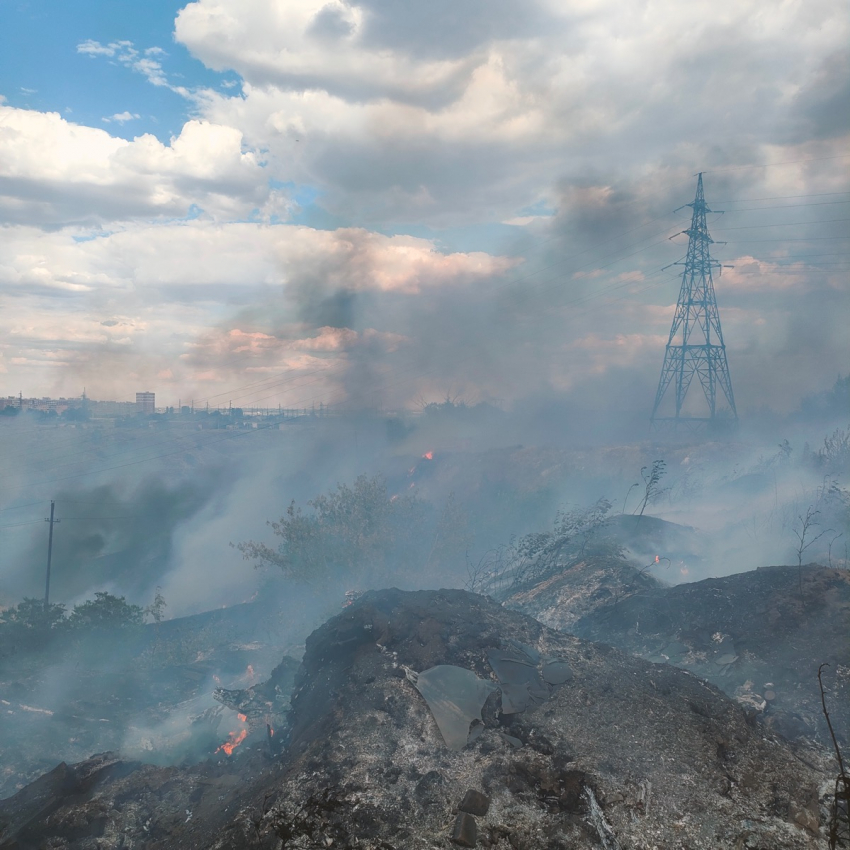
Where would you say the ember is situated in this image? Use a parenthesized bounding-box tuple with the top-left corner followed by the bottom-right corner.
(422, 451, 434, 460)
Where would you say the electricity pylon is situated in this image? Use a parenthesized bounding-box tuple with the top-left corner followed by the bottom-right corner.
(650, 173, 738, 433)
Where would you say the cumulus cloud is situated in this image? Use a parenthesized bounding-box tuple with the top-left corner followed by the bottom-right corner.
(172, 0, 850, 227)
(0, 106, 270, 225)
(1, 0, 847, 416)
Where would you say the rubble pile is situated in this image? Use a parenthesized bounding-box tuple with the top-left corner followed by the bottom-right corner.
(1, 588, 835, 848)
(571, 564, 850, 745)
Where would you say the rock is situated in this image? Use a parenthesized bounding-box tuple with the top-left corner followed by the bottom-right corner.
(451, 811, 478, 847)
(459, 788, 490, 816)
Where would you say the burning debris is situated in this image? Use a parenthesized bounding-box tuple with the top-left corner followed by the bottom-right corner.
(0, 588, 837, 849)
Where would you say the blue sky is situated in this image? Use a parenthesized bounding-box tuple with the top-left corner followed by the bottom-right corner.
(0, 0, 237, 141)
(0, 0, 847, 412)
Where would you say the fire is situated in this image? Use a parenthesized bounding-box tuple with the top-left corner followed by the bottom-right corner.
(238, 713, 247, 722)
(655, 555, 660, 563)
(216, 728, 247, 756)
(423, 451, 433, 460)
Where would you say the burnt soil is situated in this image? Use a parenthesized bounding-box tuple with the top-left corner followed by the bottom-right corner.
(571, 564, 850, 747)
(0, 587, 838, 849)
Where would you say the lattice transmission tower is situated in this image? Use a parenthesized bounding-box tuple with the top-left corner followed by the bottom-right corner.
(650, 173, 738, 433)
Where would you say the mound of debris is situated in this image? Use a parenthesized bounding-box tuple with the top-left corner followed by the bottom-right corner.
(572, 564, 850, 746)
(1, 588, 836, 849)
(0, 597, 303, 798)
(504, 555, 659, 632)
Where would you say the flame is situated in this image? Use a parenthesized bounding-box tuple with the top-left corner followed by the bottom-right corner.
(238, 713, 247, 722)
(655, 555, 660, 563)
(269, 727, 275, 737)
(216, 728, 247, 756)
(423, 451, 433, 460)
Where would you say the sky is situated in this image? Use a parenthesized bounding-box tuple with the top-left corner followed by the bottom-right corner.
(0, 0, 848, 417)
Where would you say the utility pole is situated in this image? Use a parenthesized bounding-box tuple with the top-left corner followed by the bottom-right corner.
(44, 501, 60, 611)
(650, 173, 738, 434)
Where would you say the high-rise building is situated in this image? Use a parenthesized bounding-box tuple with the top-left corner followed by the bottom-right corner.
(136, 391, 155, 414)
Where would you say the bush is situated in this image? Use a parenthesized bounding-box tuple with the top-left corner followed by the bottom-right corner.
(66, 591, 144, 630)
(238, 474, 469, 586)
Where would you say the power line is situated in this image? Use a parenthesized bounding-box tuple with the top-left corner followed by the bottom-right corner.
(712, 217, 850, 230)
(703, 153, 850, 172)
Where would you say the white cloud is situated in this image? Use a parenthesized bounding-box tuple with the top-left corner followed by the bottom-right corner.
(0, 220, 512, 401)
(0, 106, 269, 225)
(170, 0, 849, 227)
(103, 111, 141, 124)
(77, 40, 183, 94)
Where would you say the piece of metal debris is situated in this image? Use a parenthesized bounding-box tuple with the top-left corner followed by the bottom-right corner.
(541, 658, 573, 685)
(407, 665, 497, 750)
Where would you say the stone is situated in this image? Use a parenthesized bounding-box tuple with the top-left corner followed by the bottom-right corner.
(451, 811, 478, 847)
(459, 789, 490, 816)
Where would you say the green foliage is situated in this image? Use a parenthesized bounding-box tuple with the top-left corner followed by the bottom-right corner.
(239, 474, 467, 585)
(0, 598, 66, 656)
(66, 591, 144, 630)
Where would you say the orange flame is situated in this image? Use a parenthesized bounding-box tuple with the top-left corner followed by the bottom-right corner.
(216, 728, 247, 755)
(655, 555, 660, 563)
(423, 451, 433, 460)
(238, 713, 247, 722)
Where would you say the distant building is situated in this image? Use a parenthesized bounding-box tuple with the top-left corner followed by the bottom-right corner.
(136, 391, 155, 414)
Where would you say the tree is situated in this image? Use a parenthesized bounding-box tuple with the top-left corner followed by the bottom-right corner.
(66, 592, 144, 630)
(238, 475, 432, 585)
(0, 598, 66, 656)
(2, 597, 66, 631)
(792, 507, 831, 593)
(144, 587, 167, 623)
(634, 460, 667, 518)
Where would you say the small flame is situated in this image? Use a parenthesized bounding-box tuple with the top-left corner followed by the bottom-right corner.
(423, 451, 433, 460)
(655, 555, 660, 563)
(216, 728, 247, 756)
(269, 727, 275, 737)
(238, 713, 247, 722)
